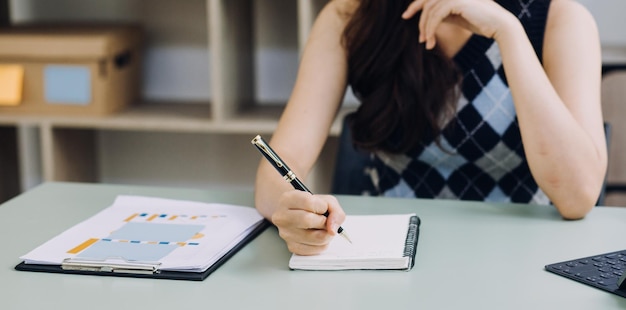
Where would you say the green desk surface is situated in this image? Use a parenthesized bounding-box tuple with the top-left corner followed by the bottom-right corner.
(1, 182, 625, 309)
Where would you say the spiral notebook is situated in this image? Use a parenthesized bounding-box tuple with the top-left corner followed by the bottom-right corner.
(289, 213, 420, 271)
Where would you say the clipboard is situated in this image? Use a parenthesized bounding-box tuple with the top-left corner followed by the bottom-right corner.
(15, 195, 271, 281)
(15, 220, 269, 281)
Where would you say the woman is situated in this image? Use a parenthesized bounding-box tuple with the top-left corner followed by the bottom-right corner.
(254, 0, 606, 255)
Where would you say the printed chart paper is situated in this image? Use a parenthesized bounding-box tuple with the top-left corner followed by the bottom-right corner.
(20, 195, 265, 272)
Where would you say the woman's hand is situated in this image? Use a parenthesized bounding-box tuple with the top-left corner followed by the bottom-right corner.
(271, 190, 346, 255)
(402, 0, 518, 49)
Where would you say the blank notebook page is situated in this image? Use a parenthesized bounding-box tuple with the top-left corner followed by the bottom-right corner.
(289, 213, 418, 270)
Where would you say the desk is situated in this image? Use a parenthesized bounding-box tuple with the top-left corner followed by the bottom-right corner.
(1, 182, 625, 309)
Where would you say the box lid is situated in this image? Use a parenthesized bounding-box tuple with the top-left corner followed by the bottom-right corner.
(0, 23, 142, 60)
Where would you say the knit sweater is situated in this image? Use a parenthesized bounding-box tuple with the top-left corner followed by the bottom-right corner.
(364, 0, 552, 204)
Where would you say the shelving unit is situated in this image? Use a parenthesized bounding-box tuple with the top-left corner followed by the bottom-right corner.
(0, 0, 19, 202)
(5, 0, 623, 207)
(0, 0, 354, 203)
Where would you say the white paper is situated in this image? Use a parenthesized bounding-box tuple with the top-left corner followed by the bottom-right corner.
(289, 214, 417, 270)
(20, 195, 265, 272)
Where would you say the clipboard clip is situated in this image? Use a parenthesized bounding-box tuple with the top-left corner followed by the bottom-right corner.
(61, 257, 162, 275)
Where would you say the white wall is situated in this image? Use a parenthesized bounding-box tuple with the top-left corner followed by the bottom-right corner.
(576, 0, 626, 47)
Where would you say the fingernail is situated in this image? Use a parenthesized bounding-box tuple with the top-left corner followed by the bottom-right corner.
(330, 222, 339, 234)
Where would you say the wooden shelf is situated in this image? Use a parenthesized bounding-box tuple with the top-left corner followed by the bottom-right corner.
(0, 0, 348, 200)
(0, 102, 211, 131)
(0, 101, 353, 136)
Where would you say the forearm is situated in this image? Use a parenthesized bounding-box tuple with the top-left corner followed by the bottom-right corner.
(253, 1, 348, 220)
(253, 129, 325, 221)
(494, 17, 605, 218)
(254, 160, 295, 221)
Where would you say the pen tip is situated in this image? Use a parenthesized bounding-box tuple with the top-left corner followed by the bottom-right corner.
(341, 232, 352, 244)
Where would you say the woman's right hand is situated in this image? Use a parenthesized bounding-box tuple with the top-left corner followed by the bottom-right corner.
(271, 190, 346, 255)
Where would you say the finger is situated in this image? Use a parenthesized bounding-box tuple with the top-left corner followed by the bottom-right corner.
(422, 0, 451, 49)
(271, 208, 326, 232)
(302, 194, 330, 216)
(297, 209, 329, 230)
(278, 226, 333, 247)
(274, 191, 333, 233)
(275, 191, 345, 239)
(289, 195, 344, 232)
(319, 195, 346, 234)
(402, 0, 425, 20)
(286, 240, 330, 256)
(280, 190, 327, 215)
(418, 0, 436, 43)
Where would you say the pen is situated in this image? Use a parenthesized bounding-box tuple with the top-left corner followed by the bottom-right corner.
(251, 135, 352, 243)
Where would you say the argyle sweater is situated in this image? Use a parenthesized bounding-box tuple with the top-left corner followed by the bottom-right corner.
(363, 0, 552, 204)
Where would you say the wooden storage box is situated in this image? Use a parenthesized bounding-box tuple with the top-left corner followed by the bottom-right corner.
(0, 24, 142, 116)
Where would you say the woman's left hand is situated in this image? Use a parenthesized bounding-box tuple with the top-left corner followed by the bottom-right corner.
(402, 0, 518, 49)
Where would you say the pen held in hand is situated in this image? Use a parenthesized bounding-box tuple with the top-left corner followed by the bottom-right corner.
(251, 135, 352, 244)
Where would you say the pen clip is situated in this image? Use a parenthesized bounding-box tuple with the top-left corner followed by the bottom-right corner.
(251, 135, 283, 168)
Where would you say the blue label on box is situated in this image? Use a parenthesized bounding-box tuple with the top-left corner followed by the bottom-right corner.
(44, 65, 91, 105)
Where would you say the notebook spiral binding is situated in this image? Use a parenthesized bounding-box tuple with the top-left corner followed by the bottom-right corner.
(402, 215, 421, 270)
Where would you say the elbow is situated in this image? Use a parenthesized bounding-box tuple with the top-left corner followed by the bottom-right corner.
(551, 185, 598, 220)
(558, 205, 592, 221)
(543, 161, 606, 220)
(554, 195, 595, 220)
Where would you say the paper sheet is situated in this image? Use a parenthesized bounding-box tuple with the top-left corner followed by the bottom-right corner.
(20, 195, 265, 272)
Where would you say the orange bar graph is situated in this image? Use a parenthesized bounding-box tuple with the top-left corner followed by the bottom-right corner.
(124, 213, 138, 222)
(67, 238, 99, 254)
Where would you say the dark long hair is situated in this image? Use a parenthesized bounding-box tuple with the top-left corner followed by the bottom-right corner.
(342, 0, 461, 154)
